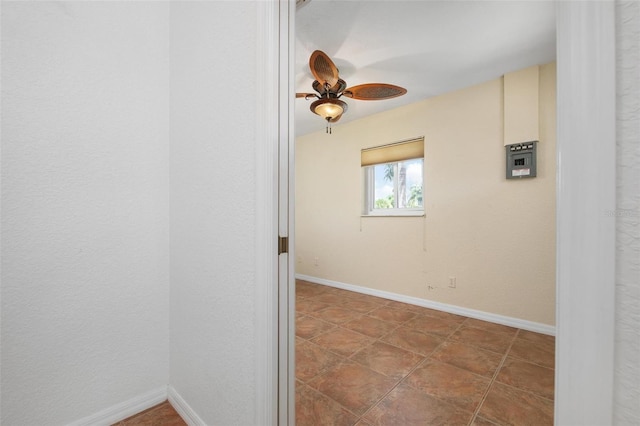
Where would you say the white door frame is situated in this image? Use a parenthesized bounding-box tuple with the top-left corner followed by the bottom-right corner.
(277, 0, 297, 424)
(555, 2, 616, 424)
(255, 1, 295, 425)
(255, 1, 618, 424)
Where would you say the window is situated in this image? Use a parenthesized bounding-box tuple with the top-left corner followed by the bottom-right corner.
(362, 138, 424, 216)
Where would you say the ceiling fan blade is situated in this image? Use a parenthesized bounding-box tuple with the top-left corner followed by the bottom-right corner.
(296, 92, 317, 99)
(309, 50, 339, 88)
(343, 83, 407, 100)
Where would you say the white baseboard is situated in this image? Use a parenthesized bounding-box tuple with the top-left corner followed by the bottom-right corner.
(168, 386, 206, 426)
(67, 386, 168, 426)
(296, 274, 556, 336)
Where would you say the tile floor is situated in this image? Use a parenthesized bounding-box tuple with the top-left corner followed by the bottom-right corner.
(113, 401, 186, 426)
(296, 280, 555, 426)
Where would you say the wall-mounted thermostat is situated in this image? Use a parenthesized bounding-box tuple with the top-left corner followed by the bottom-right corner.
(506, 141, 537, 179)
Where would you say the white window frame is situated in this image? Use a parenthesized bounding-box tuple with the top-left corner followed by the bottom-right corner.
(362, 158, 425, 217)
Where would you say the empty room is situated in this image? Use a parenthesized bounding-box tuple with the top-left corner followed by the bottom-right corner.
(294, 1, 556, 424)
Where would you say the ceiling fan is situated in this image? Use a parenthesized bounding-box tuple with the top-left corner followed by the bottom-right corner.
(297, 50, 407, 133)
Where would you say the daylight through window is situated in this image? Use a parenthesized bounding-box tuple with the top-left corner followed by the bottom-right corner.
(362, 138, 424, 216)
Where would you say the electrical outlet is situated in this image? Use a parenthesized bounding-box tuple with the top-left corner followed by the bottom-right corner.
(449, 277, 456, 288)
(314, 257, 319, 266)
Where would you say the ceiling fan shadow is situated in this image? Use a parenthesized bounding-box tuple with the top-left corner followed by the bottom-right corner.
(295, 0, 363, 68)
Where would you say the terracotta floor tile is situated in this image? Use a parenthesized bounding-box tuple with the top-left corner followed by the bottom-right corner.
(384, 300, 428, 313)
(295, 339, 344, 382)
(325, 287, 360, 298)
(464, 318, 519, 336)
(342, 316, 399, 338)
(296, 298, 330, 313)
(471, 416, 500, 426)
(311, 306, 364, 324)
(311, 327, 375, 357)
(308, 361, 398, 416)
(478, 382, 554, 426)
(381, 326, 443, 356)
(430, 341, 503, 377)
(363, 383, 473, 426)
(517, 330, 555, 346)
(296, 315, 336, 339)
(294, 280, 556, 423)
(404, 361, 491, 412)
(508, 336, 555, 369)
(449, 326, 514, 354)
(117, 401, 185, 426)
(419, 307, 467, 323)
(296, 282, 330, 298)
(367, 306, 417, 324)
(351, 341, 424, 380)
(313, 292, 351, 305)
(295, 382, 359, 426)
(340, 299, 384, 314)
(404, 314, 462, 338)
(339, 291, 389, 305)
(495, 357, 555, 400)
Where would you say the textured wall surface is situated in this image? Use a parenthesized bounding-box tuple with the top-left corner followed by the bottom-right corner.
(614, 1, 640, 423)
(296, 65, 556, 325)
(169, 2, 257, 424)
(0, 3, 171, 424)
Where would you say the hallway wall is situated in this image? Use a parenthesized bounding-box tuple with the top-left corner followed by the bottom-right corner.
(169, 2, 258, 424)
(614, 0, 640, 422)
(1, 2, 171, 424)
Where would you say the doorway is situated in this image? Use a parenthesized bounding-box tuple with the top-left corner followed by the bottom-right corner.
(275, 1, 617, 425)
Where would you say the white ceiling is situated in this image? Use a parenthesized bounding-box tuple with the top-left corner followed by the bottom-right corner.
(295, 0, 556, 136)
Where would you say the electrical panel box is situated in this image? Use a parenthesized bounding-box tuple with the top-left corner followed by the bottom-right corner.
(506, 141, 537, 179)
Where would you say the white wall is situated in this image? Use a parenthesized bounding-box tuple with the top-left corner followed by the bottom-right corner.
(614, 0, 640, 422)
(1, 2, 170, 425)
(1, 2, 265, 424)
(169, 3, 258, 424)
(296, 64, 556, 326)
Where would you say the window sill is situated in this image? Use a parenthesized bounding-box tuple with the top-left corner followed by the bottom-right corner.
(361, 211, 425, 218)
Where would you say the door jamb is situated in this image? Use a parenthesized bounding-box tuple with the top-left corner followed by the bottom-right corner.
(254, 0, 294, 424)
(258, 1, 620, 424)
(555, 2, 616, 424)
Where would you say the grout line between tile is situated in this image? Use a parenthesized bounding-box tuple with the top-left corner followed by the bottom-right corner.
(301, 380, 364, 421)
(355, 328, 454, 424)
(468, 328, 520, 425)
(348, 312, 428, 423)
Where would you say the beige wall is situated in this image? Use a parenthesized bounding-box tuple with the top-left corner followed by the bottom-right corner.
(295, 63, 556, 326)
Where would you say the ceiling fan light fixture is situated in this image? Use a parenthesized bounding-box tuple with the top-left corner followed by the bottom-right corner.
(311, 98, 347, 121)
(297, 51, 406, 133)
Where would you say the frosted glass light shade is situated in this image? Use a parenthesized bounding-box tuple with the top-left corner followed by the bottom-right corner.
(311, 98, 347, 121)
